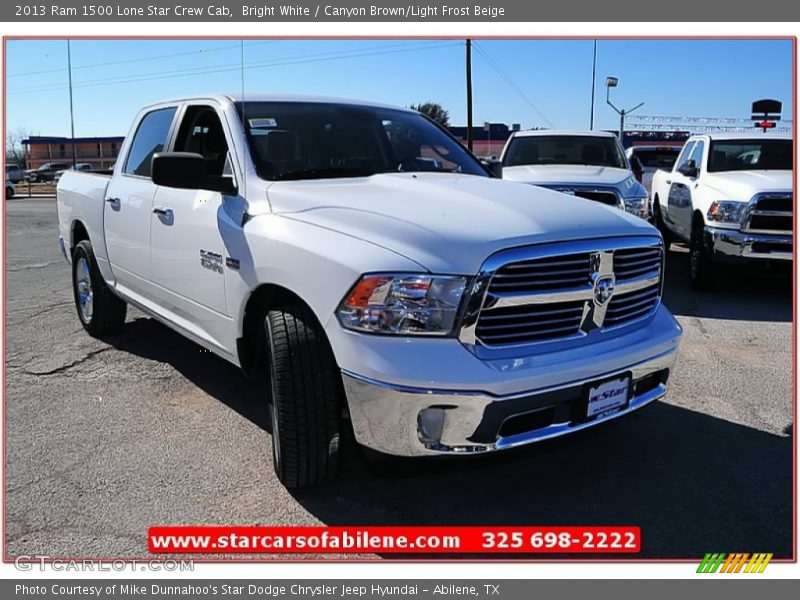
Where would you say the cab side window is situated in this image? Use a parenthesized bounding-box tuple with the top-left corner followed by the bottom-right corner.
(687, 141, 705, 170)
(173, 106, 230, 177)
(124, 107, 177, 178)
(674, 141, 696, 171)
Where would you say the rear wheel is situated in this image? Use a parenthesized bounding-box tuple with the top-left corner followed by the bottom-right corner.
(71, 240, 127, 336)
(265, 305, 342, 488)
(689, 220, 716, 291)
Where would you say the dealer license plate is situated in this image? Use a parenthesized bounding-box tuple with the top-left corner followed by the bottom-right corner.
(585, 376, 630, 419)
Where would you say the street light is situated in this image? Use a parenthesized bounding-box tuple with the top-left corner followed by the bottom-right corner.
(605, 76, 643, 146)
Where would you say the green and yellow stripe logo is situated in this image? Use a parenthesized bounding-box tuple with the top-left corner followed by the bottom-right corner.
(697, 553, 773, 573)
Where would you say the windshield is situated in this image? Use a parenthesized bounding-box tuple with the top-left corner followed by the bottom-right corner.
(707, 139, 792, 172)
(632, 148, 680, 169)
(502, 135, 627, 169)
(235, 102, 487, 181)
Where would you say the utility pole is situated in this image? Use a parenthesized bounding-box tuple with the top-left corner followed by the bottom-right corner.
(67, 40, 77, 169)
(466, 38, 473, 152)
(589, 40, 597, 130)
(605, 76, 643, 147)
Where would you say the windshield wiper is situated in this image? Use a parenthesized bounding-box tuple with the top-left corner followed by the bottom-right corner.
(273, 167, 376, 181)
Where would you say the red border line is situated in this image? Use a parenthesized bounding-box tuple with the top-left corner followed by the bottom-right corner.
(2, 34, 797, 566)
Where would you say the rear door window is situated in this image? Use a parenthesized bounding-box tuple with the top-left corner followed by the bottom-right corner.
(124, 107, 177, 178)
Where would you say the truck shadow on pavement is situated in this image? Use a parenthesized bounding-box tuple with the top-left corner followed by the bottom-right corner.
(661, 244, 791, 322)
(299, 403, 793, 559)
(103, 312, 791, 560)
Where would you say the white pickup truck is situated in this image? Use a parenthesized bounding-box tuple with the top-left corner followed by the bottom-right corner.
(57, 94, 682, 488)
(500, 129, 651, 220)
(651, 133, 792, 289)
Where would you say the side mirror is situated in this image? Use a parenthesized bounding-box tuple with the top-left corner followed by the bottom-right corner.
(481, 158, 503, 179)
(630, 156, 644, 182)
(152, 152, 237, 195)
(678, 159, 698, 178)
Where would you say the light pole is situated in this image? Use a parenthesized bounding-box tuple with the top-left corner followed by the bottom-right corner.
(605, 76, 644, 147)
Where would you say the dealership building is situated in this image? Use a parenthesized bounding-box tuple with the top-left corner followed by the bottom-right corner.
(21, 135, 125, 170)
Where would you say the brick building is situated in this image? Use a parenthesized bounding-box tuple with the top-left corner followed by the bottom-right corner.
(448, 123, 521, 158)
(22, 136, 125, 170)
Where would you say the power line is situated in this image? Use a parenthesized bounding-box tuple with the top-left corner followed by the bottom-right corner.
(472, 41, 554, 128)
(6, 40, 280, 78)
(8, 41, 460, 96)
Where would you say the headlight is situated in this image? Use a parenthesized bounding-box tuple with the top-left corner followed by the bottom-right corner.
(623, 196, 649, 219)
(337, 274, 467, 335)
(707, 201, 747, 225)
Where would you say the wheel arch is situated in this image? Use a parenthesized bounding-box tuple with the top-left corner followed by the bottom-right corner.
(70, 219, 90, 250)
(237, 282, 331, 380)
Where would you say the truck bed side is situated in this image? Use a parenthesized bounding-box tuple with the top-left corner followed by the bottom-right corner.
(56, 170, 114, 282)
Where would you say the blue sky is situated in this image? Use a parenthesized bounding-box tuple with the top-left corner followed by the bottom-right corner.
(4, 38, 794, 138)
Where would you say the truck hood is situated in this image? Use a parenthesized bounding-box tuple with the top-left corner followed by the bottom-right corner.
(702, 170, 793, 201)
(502, 164, 632, 187)
(266, 172, 655, 274)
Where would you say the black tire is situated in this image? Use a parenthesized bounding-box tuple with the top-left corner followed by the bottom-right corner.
(5, 187, 12, 200)
(689, 221, 716, 291)
(71, 240, 127, 336)
(265, 305, 342, 488)
(653, 200, 673, 249)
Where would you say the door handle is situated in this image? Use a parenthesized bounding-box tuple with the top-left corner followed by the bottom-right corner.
(665, 179, 671, 184)
(152, 206, 174, 220)
(105, 196, 121, 207)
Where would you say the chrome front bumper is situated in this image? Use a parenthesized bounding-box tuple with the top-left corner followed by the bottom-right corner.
(705, 226, 792, 263)
(343, 347, 678, 457)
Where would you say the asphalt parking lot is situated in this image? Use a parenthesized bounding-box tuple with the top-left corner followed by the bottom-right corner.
(4, 196, 793, 560)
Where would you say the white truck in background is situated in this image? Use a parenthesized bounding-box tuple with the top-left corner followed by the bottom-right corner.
(500, 129, 651, 220)
(57, 94, 682, 488)
(650, 134, 792, 290)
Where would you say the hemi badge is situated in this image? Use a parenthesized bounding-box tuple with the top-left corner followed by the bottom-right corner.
(226, 257, 240, 270)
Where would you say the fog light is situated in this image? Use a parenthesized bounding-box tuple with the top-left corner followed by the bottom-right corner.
(417, 408, 446, 445)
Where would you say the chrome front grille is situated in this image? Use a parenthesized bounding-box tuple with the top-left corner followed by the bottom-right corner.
(548, 186, 621, 208)
(572, 190, 620, 207)
(743, 193, 792, 235)
(613, 247, 662, 281)
(488, 253, 592, 293)
(460, 237, 663, 350)
(474, 299, 585, 344)
(604, 283, 661, 327)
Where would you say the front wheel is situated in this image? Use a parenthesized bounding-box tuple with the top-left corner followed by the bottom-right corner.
(653, 200, 673, 249)
(71, 240, 127, 336)
(265, 305, 342, 488)
(689, 223, 716, 291)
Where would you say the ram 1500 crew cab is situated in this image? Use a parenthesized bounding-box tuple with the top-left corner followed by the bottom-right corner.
(650, 133, 793, 290)
(57, 94, 683, 488)
(500, 129, 651, 220)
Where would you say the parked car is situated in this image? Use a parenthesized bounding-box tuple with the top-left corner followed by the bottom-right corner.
(54, 163, 94, 184)
(57, 94, 682, 488)
(650, 133, 792, 290)
(27, 162, 70, 183)
(5, 179, 15, 199)
(500, 129, 651, 220)
(6, 164, 25, 183)
(625, 145, 681, 195)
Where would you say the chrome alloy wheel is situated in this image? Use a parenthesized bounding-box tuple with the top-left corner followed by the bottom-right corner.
(75, 257, 93, 323)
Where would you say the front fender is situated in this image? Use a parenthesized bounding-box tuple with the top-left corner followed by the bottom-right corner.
(226, 213, 426, 343)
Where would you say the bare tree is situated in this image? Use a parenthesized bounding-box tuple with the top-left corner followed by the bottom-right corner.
(5, 127, 33, 168)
